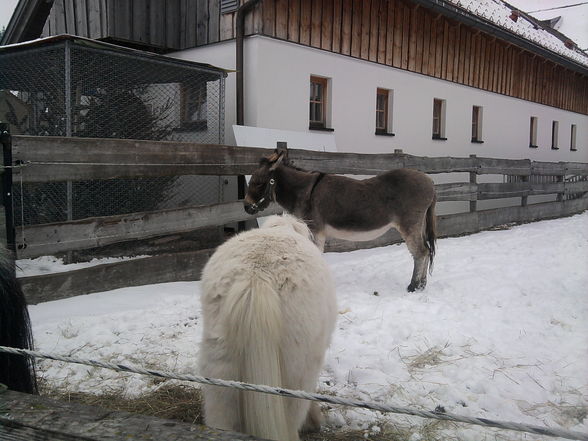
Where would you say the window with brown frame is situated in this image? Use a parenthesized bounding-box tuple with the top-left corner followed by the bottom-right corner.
(551, 120, 559, 149)
(570, 124, 577, 151)
(309, 76, 330, 130)
(376, 88, 394, 136)
(529, 116, 538, 148)
(432, 98, 446, 140)
(180, 83, 207, 131)
(471, 105, 483, 143)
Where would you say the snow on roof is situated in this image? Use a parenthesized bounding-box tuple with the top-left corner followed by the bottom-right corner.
(446, 0, 588, 68)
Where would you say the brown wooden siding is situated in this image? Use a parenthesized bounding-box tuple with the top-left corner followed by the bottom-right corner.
(43, 0, 223, 51)
(249, 0, 587, 115)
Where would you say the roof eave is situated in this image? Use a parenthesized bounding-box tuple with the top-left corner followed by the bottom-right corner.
(413, 0, 588, 76)
(1, 0, 54, 46)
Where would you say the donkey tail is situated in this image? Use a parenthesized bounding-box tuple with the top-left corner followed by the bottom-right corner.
(0, 252, 37, 394)
(224, 276, 297, 441)
(425, 195, 437, 274)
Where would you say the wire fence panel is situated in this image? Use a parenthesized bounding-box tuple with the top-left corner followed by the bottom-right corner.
(0, 38, 227, 230)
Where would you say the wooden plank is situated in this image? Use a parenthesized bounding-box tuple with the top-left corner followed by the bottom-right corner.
(369, 0, 379, 62)
(360, 0, 371, 59)
(19, 249, 213, 303)
(351, 0, 362, 57)
(435, 182, 477, 201)
(377, 0, 387, 64)
(208, 0, 220, 43)
(385, 0, 395, 65)
(407, 3, 417, 71)
(220, 10, 235, 40)
(132, 0, 148, 44)
(565, 162, 588, 174)
(531, 161, 566, 176)
(421, 10, 431, 75)
(149, 0, 164, 46)
(53, 0, 67, 34)
(311, 0, 322, 47)
(185, 0, 198, 47)
(196, 0, 209, 46)
(340, 0, 352, 55)
(414, 6, 424, 73)
(446, 22, 455, 81)
(64, 0, 76, 33)
(476, 157, 532, 175)
(477, 182, 531, 200)
(401, 1, 410, 69)
(332, 0, 342, 52)
(288, 0, 300, 42)
(16, 202, 283, 258)
(435, 17, 444, 78)
(74, 0, 89, 37)
(262, 0, 276, 37)
(321, 0, 333, 50)
(392, 0, 403, 68)
(299, 0, 311, 45)
(1, 390, 263, 441)
(275, 0, 288, 40)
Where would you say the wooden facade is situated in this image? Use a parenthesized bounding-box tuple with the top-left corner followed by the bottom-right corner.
(40, 0, 588, 114)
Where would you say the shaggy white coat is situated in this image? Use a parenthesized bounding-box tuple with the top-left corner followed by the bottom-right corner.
(199, 215, 337, 441)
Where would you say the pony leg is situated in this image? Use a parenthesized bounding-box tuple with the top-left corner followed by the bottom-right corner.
(313, 231, 326, 252)
(300, 402, 323, 433)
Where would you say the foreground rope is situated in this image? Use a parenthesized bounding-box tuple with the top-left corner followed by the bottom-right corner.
(1, 345, 586, 440)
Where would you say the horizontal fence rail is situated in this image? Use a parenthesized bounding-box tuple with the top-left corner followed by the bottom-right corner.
(2, 135, 587, 303)
(11, 136, 588, 181)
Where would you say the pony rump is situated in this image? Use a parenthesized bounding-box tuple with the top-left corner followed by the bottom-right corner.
(0, 250, 37, 394)
(199, 215, 337, 440)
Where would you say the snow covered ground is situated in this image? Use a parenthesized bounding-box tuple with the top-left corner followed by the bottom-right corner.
(26, 212, 588, 440)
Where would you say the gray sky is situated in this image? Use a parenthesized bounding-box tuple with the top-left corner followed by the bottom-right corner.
(0, 0, 19, 31)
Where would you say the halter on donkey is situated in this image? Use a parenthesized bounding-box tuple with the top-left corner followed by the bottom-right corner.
(244, 149, 437, 292)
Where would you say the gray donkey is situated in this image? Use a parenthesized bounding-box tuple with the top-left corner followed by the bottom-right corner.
(244, 150, 437, 292)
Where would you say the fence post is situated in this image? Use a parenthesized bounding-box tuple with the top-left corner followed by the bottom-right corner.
(469, 154, 477, 213)
(0, 122, 15, 253)
(276, 141, 288, 154)
(556, 162, 565, 202)
(521, 175, 529, 207)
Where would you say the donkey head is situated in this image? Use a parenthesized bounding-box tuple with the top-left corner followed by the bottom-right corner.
(244, 150, 286, 215)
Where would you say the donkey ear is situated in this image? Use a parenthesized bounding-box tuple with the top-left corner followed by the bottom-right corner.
(269, 151, 285, 171)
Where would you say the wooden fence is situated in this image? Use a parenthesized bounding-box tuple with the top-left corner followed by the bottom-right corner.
(4, 135, 588, 304)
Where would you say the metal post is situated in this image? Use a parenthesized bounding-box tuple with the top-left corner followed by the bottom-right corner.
(1, 122, 16, 253)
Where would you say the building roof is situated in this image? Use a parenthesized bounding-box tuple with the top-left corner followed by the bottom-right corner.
(447, 0, 588, 66)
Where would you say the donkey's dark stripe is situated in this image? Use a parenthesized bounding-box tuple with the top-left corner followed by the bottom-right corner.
(244, 150, 437, 292)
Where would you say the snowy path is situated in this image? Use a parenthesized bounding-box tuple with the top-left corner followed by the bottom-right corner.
(28, 213, 588, 440)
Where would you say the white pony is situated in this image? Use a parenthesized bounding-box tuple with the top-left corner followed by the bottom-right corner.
(199, 214, 337, 441)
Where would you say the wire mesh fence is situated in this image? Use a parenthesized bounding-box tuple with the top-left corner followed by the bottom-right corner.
(1, 37, 228, 230)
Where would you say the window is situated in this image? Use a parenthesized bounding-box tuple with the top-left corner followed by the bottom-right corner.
(375, 88, 394, 136)
(529, 116, 538, 148)
(309, 76, 332, 130)
(471, 105, 483, 143)
(570, 124, 577, 151)
(432, 98, 446, 140)
(180, 83, 207, 131)
(551, 120, 559, 150)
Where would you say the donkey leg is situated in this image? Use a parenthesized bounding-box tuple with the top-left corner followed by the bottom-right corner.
(403, 230, 430, 292)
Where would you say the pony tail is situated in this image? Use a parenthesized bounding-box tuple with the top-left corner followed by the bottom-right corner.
(0, 253, 38, 394)
(223, 277, 297, 441)
(425, 196, 437, 275)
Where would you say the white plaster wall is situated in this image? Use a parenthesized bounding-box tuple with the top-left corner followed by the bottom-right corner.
(172, 36, 587, 165)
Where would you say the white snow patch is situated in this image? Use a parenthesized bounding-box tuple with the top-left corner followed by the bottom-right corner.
(29, 212, 588, 439)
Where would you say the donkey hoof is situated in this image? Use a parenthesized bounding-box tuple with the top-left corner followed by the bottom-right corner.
(407, 281, 426, 292)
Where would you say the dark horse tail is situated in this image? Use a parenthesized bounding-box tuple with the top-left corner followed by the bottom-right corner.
(425, 195, 437, 274)
(0, 251, 37, 394)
